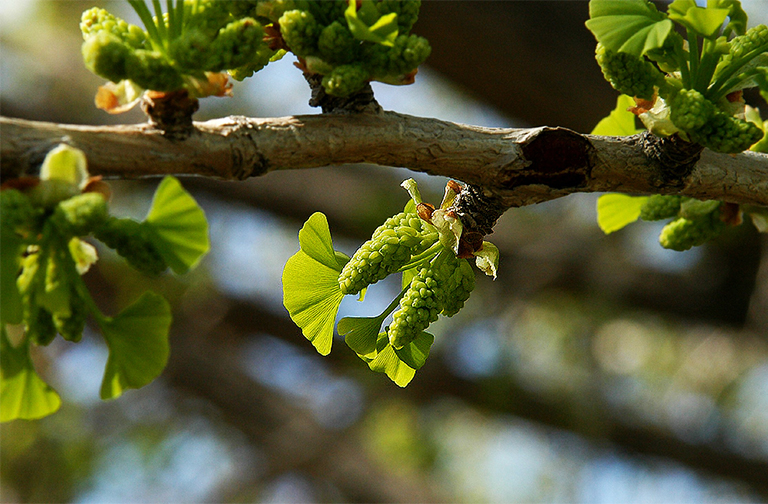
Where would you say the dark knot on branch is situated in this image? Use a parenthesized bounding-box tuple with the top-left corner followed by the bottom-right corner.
(635, 131, 704, 186)
(304, 73, 382, 114)
(140, 90, 199, 140)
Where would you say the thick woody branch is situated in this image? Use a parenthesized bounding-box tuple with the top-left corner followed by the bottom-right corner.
(3, 112, 768, 213)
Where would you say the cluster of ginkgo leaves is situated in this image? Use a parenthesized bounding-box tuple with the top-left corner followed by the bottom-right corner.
(586, 0, 768, 153)
(0, 145, 209, 422)
(80, 0, 430, 112)
(282, 179, 498, 387)
(592, 95, 768, 247)
(586, 0, 768, 247)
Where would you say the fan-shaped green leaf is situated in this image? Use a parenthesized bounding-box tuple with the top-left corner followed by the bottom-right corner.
(145, 176, 209, 274)
(597, 194, 649, 234)
(282, 213, 346, 356)
(99, 291, 172, 400)
(586, 0, 673, 57)
(591, 95, 641, 136)
(1, 328, 61, 422)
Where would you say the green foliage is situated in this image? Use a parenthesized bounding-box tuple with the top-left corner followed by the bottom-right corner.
(591, 94, 641, 136)
(586, 0, 768, 154)
(80, 0, 430, 101)
(0, 328, 62, 422)
(0, 145, 209, 421)
(80, 0, 278, 95)
(596, 194, 648, 234)
(98, 292, 172, 400)
(283, 179, 494, 386)
(282, 212, 349, 356)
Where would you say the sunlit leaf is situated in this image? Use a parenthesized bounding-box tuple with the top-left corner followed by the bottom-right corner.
(345, 0, 399, 46)
(668, 0, 729, 38)
(591, 95, 641, 136)
(709, 0, 748, 35)
(99, 291, 172, 400)
(586, 0, 673, 56)
(597, 194, 649, 234)
(368, 333, 416, 387)
(0, 328, 61, 422)
(145, 176, 210, 275)
(393, 331, 434, 370)
(339, 316, 383, 361)
(282, 213, 346, 356)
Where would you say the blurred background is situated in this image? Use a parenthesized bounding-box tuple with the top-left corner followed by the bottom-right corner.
(2, 1, 768, 502)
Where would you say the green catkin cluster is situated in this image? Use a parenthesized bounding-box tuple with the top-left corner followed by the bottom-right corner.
(720, 24, 768, 68)
(595, 44, 662, 100)
(666, 88, 763, 153)
(80, 7, 146, 48)
(80, 2, 274, 92)
(338, 212, 438, 295)
(439, 257, 475, 317)
(387, 251, 474, 349)
(687, 111, 764, 154)
(277, 0, 430, 96)
(50, 193, 109, 237)
(640, 195, 683, 221)
(659, 210, 726, 251)
(670, 89, 716, 131)
(95, 218, 168, 276)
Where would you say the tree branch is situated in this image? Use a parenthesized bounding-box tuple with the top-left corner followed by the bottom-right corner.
(3, 112, 768, 210)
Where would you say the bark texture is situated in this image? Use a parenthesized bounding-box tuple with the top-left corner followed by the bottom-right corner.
(3, 112, 768, 214)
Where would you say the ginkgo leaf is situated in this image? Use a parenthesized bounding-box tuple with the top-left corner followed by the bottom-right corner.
(368, 333, 416, 387)
(597, 194, 649, 234)
(591, 95, 641, 136)
(145, 176, 210, 275)
(345, 0, 399, 46)
(668, 0, 729, 39)
(99, 291, 172, 400)
(393, 331, 434, 370)
(586, 0, 673, 57)
(1, 328, 61, 422)
(339, 316, 383, 361)
(282, 213, 347, 356)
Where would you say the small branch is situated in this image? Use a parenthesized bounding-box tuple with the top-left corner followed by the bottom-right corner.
(2, 113, 768, 212)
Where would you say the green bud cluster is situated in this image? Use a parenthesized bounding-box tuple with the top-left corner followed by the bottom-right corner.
(95, 217, 168, 276)
(595, 44, 662, 100)
(666, 89, 763, 153)
(276, 0, 431, 96)
(659, 208, 726, 251)
(80, 7, 147, 48)
(387, 250, 474, 349)
(50, 193, 109, 237)
(687, 111, 764, 154)
(640, 195, 682, 221)
(338, 211, 438, 295)
(80, 1, 276, 92)
(670, 89, 716, 131)
(720, 24, 768, 68)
